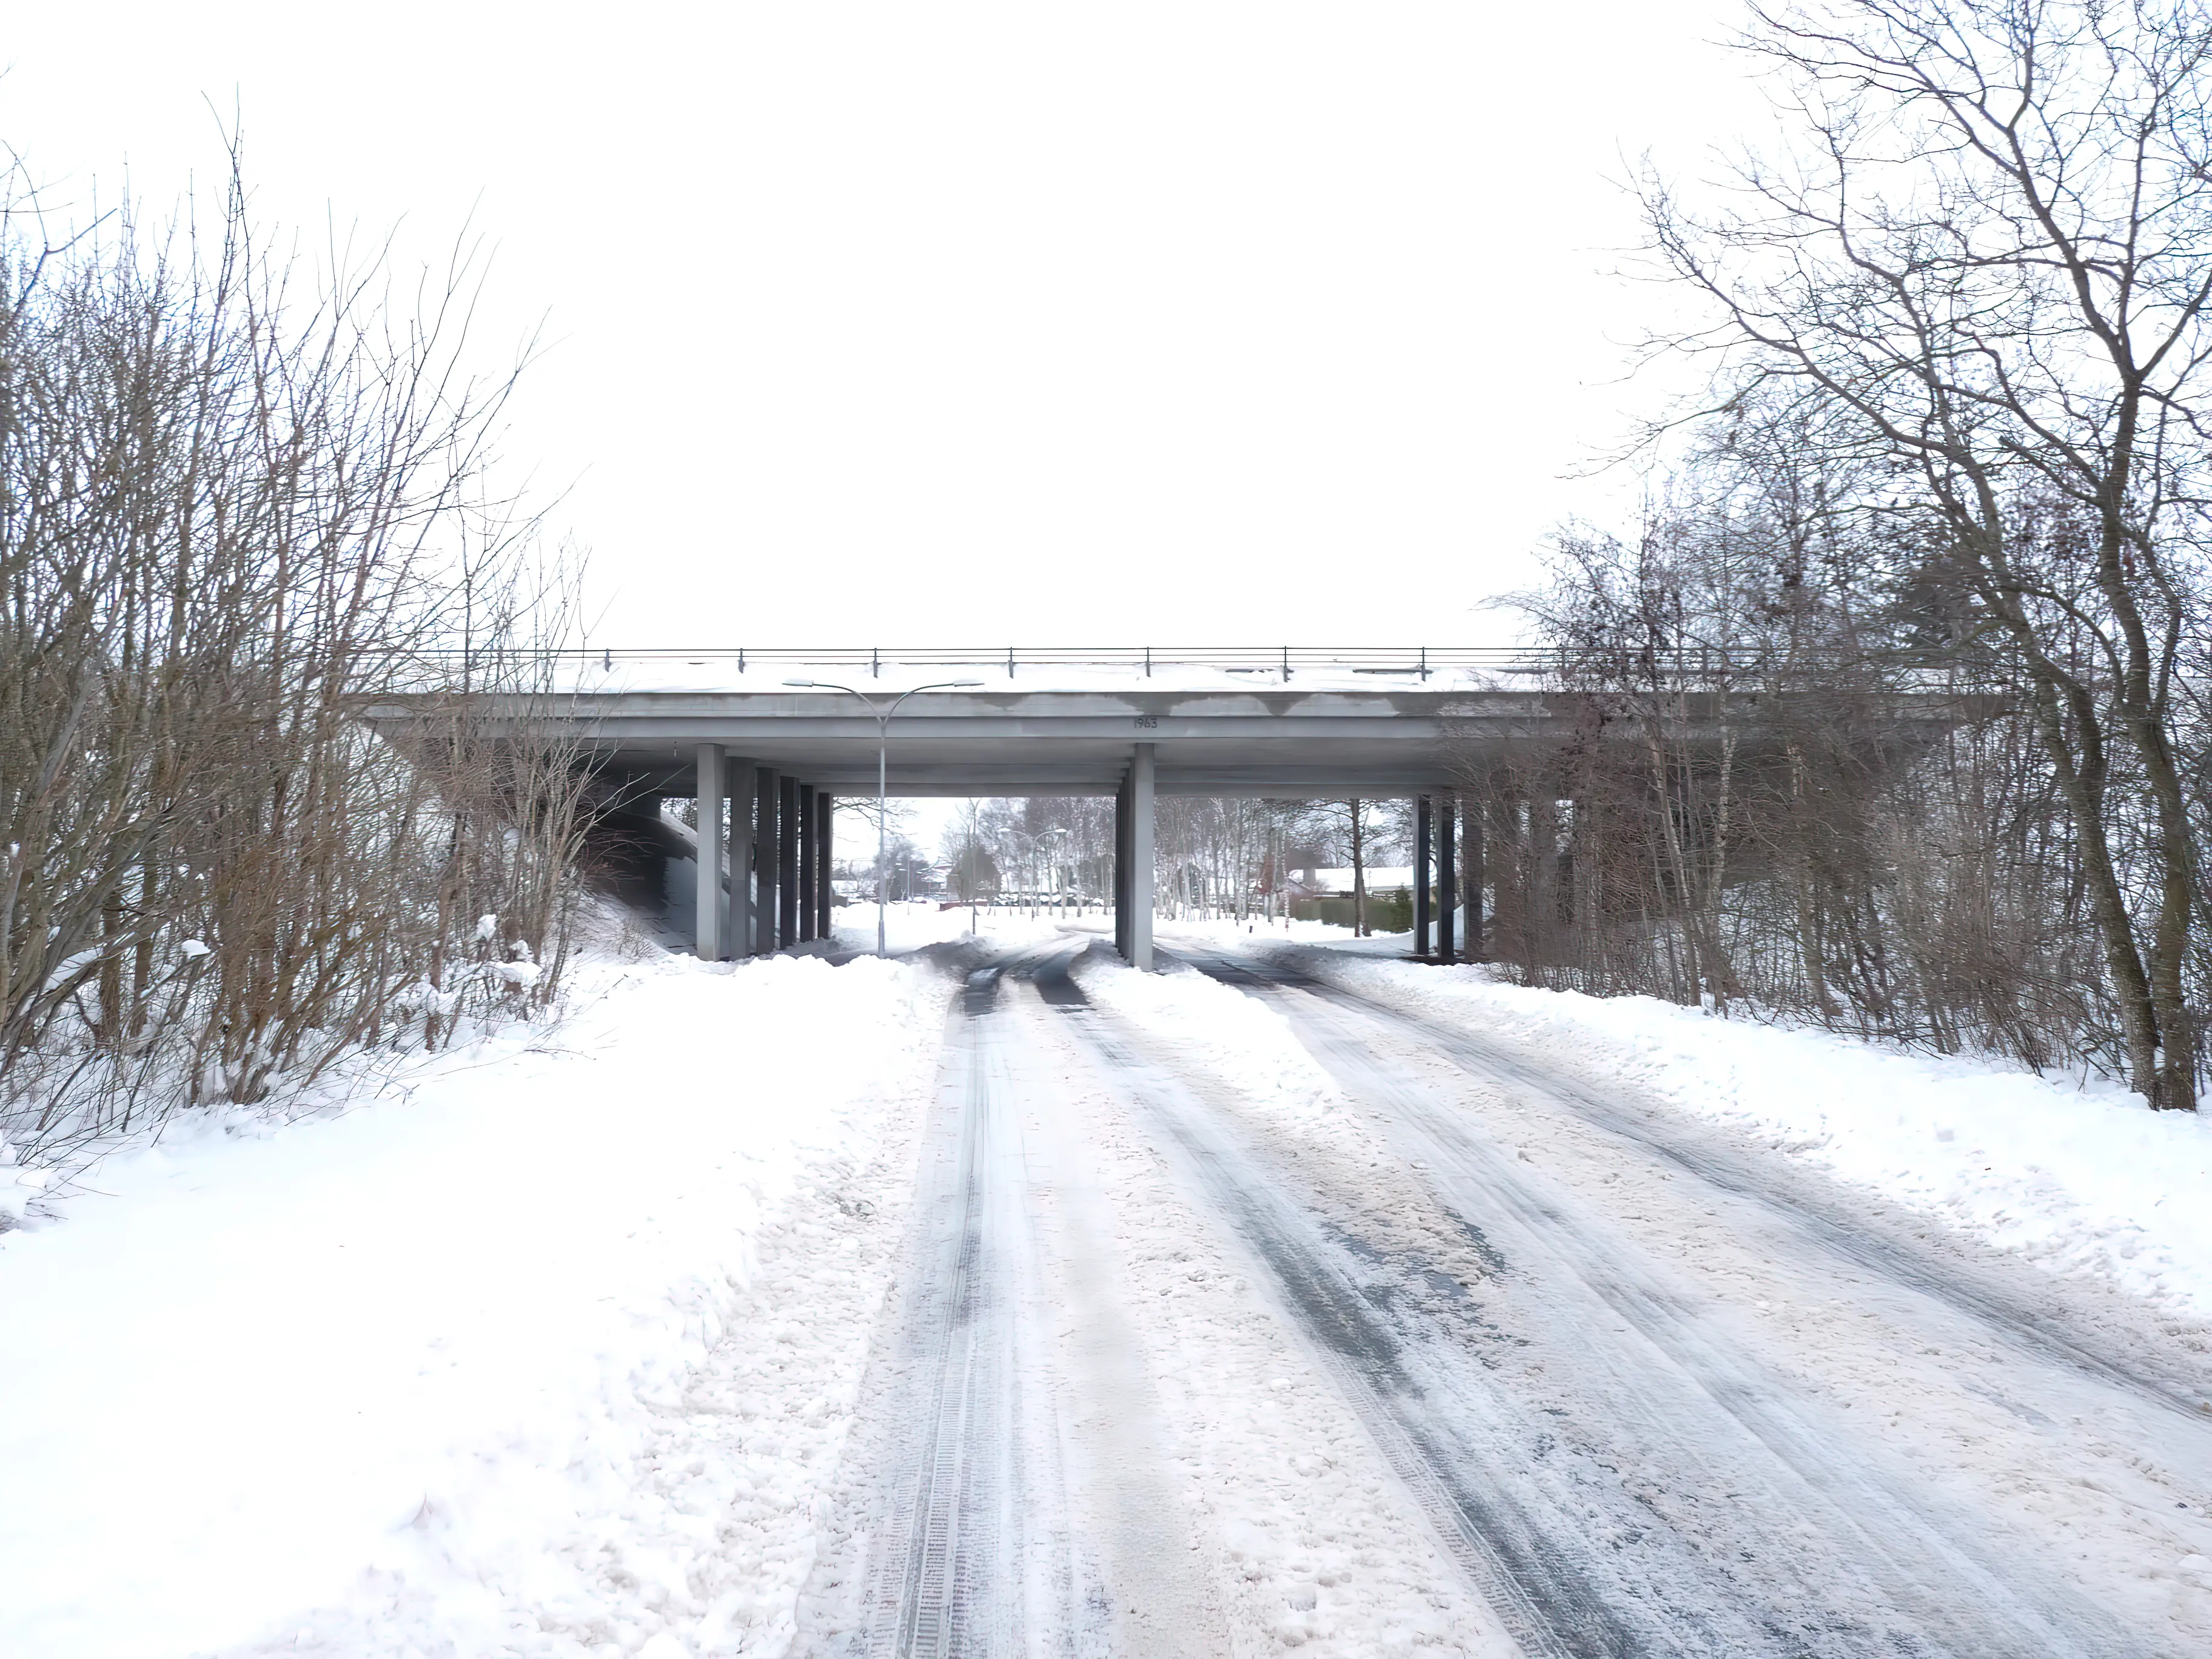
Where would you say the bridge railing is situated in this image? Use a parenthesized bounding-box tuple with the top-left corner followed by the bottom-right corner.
(380, 643, 2015, 691)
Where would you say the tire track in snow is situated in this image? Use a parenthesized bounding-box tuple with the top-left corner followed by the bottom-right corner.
(1056, 943, 2149, 1656)
(1033, 951, 1655, 1657)
(837, 966, 1101, 1658)
(1218, 947, 2212, 1423)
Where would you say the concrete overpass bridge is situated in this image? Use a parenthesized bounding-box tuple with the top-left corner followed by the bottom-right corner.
(404, 646, 1956, 970)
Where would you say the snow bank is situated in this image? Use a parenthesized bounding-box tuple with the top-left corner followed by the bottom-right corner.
(1302, 951, 2212, 1320)
(0, 950, 947, 1659)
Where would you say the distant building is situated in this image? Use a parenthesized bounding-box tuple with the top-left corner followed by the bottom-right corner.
(1287, 865, 1416, 932)
(1289, 865, 1414, 900)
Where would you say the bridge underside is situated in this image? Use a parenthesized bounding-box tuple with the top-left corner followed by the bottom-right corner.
(597, 756, 1446, 798)
(392, 677, 1944, 972)
(567, 688, 1514, 799)
(531, 686, 1507, 970)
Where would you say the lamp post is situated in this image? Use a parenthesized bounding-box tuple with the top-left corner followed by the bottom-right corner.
(1037, 823, 1067, 917)
(783, 677, 983, 956)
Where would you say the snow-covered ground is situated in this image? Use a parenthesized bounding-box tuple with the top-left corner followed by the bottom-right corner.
(829, 899, 1087, 955)
(12, 911, 2212, 1658)
(1088, 934, 2212, 1651)
(1244, 936, 2212, 1323)
(0, 947, 948, 1659)
(834, 902, 1356, 956)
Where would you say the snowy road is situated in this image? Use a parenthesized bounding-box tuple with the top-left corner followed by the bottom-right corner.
(803, 934, 2212, 1657)
(798, 952, 1235, 1657)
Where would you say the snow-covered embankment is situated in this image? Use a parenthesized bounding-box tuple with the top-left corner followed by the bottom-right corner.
(0, 950, 947, 1659)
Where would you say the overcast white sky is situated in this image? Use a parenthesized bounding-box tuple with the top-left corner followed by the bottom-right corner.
(5, 2, 1769, 649)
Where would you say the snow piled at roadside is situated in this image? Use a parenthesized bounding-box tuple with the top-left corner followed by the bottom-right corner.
(1300, 949, 2212, 1321)
(0, 949, 947, 1659)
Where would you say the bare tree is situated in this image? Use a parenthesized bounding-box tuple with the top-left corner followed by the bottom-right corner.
(1305, 799, 1388, 935)
(1493, 386, 2174, 1088)
(1640, 0, 2212, 1105)
(0, 150, 591, 1157)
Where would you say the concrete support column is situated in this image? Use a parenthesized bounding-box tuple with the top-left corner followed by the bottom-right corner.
(1466, 789, 1486, 962)
(779, 774, 801, 947)
(1438, 792, 1458, 965)
(694, 743, 725, 961)
(816, 795, 835, 940)
(1413, 794, 1433, 958)
(726, 759, 756, 957)
(796, 785, 817, 942)
(1113, 767, 1131, 959)
(754, 766, 781, 954)
(1130, 742, 1156, 971)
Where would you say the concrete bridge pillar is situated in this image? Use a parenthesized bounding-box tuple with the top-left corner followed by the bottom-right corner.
(754, 766, 781, 954)
(726, 757, 757, 957)
(1466, 791, 1486, 961)
(797, 785, 817, 942)
(694, 743, 725, 962)
(1414, 794, 1433, 957)
(779, 774, 801, 947)
(1129, 742, 1155, 971)
(1438, 791, 1458, 965)
(816, 795, 835, 940)
(1113, 769, 1131, 960)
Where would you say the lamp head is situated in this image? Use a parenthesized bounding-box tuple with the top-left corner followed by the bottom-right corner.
(948, 679, 984, 688)
(782, 679, 816, 688)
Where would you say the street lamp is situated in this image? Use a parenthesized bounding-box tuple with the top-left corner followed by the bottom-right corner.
(784, 677, 984, 957)
(1037, 824, 1068, 917)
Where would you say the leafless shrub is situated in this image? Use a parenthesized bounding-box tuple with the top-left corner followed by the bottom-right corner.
(0, 152, 592, 1160)
(1476, 389, 2197, 1093)
(1630, 0, 2212, 1104)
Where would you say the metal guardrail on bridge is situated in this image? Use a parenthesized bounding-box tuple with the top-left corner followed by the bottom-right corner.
(414, 643, 2000, 686)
